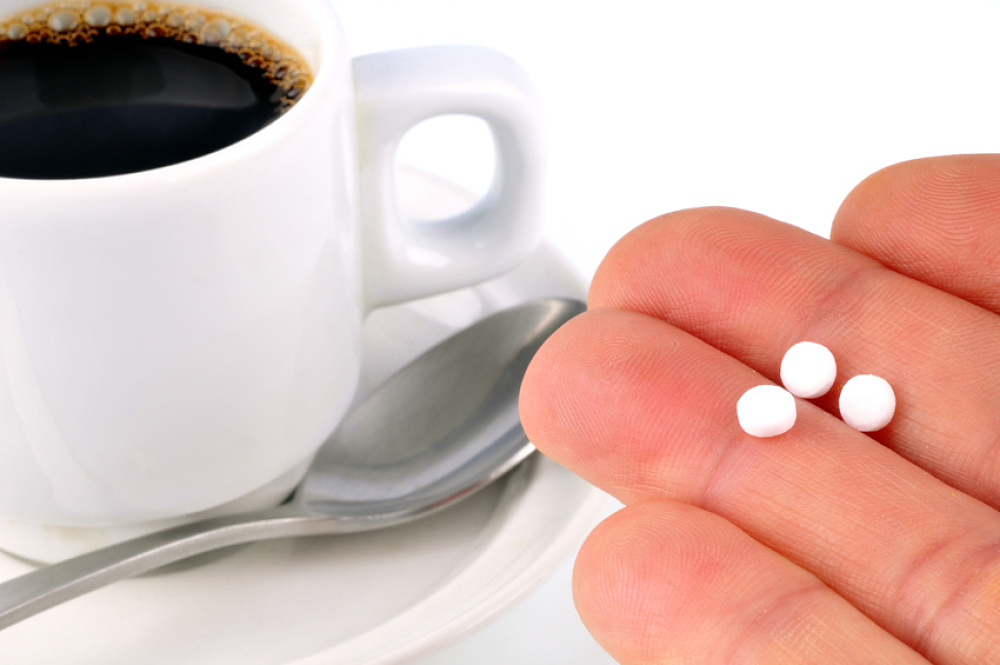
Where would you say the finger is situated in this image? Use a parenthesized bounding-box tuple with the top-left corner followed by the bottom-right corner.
(574, 500, 927, 665)
(832, 154, 1000, 313)
(521, 308, 1000, 664)
(587, 207, 1000, 511)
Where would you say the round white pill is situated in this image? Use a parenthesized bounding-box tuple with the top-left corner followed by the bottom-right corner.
(839, 374, 895, 432)
(737, 385, 796, 438)
(780, 341, 837, 399)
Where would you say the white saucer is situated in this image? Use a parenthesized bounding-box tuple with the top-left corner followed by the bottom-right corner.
(0, 168, 608, 664)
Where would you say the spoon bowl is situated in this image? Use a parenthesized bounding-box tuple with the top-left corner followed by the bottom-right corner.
(0, 297, 585, 630)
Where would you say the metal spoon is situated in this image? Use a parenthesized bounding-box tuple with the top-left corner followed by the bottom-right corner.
(0, 297, 585, 630)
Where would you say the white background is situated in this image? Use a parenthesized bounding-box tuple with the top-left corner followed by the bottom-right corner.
(333, 1, 1000, 662)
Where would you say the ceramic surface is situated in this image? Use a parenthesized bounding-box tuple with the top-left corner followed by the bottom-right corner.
(0, 0, 544, 531)
(0, 169, 607, 664)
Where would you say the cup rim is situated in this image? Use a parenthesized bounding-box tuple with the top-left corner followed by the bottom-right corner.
(0, 0, 344, 189)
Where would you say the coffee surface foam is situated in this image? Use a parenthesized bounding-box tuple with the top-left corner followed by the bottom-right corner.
(0, 1, 312, 108)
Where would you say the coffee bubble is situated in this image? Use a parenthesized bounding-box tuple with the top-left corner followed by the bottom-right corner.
(184, 12, 204, 31)
(202, 17, 228, 44)
(48, 10, 79, 31)
(113, 7, 134, 25)
(0, 1, 312, 110)
(85, 5, 112, 27)
(0, 1, 315, 178)
(5, 22, 26, 39)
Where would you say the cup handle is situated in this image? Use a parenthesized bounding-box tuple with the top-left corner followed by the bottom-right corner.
(353, 45, 545, 310)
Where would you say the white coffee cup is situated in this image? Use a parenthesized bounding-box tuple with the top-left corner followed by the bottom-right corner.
(0, 0, 543, 558)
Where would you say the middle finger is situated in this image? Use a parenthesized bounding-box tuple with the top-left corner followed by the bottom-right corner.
(589, 206, 1000, 510)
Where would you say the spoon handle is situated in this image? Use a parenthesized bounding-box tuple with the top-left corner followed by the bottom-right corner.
(0, 506, 321, 630)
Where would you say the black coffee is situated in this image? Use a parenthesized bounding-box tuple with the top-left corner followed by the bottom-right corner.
(0, 2, 311, 179)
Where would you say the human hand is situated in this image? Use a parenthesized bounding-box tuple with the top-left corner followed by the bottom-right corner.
(520, 154, 1000, 664)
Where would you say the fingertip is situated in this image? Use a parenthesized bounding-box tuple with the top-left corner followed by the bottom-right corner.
(573, 501, 708, 663)
(833, 154, 1000, 235)
(588, 212, 669, 311)
(831, 156, 937, 248)
(519, 312, 575, 440)
(572, 500, 787, 664)
(832, 154, 1000, 311)
(572, 500, 926, 665)
(519, 310, 612, 467)
(590, 206, 760, 313)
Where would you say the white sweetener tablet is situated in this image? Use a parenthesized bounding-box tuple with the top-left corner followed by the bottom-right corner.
(839, 374, 895, 432)
(737, 385, 796, 438)
(780, 341, 836, 399)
